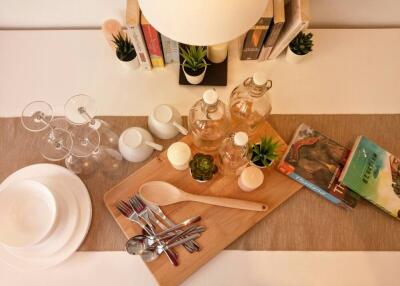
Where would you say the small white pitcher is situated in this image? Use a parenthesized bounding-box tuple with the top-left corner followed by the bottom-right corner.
(118, 127, 163, 162)
(148, 104, 188, 140)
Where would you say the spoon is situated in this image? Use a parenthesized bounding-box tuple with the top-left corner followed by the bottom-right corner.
(141, 234, 201, 263)
(126, 225, 206, 255)
(139, 181, 268, 211)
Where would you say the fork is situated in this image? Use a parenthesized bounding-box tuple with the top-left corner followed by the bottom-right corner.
(138, 195, 201, 252)
(116, 200, 152, 234)
(129, 196, 167, 231)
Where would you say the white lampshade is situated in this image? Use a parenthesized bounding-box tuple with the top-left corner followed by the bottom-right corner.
(138, 0, 269, 46)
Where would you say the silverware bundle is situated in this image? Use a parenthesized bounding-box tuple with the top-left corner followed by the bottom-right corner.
(117, 195, 205, 266)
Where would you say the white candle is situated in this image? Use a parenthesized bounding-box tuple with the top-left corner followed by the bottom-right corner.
(238, 166, 264, 192)
(167, 142, 192, 170)
(207, 43, 228, 64)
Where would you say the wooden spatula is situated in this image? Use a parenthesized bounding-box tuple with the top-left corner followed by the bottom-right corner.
(139, 181, 268, 211)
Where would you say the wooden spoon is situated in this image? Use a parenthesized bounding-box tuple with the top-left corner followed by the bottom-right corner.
(139, 181, 268, 212)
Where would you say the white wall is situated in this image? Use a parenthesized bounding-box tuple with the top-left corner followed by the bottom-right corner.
(309, 0, 400, 28)
(0, 0, 399, 28)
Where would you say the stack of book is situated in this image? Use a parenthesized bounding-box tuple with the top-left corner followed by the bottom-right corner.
(279, 124, 400, 220)
(240, 0, 310, 61)
(126, 0, 179, 70)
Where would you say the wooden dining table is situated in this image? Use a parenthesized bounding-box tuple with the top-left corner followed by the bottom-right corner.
(2, 114, 399, 252)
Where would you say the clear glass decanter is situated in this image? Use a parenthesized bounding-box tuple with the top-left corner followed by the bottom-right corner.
(218, 131, 250, 176)
(229, 72, 272, 135)
(188, 89, 230, 153)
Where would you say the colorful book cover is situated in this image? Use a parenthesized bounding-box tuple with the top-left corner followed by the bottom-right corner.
(339, 136, 400, 219)
(140, 15, 165, 68)
(240, 0, 273, 60)
(278, 124, 359, 208)
(160, 34, 179, 64)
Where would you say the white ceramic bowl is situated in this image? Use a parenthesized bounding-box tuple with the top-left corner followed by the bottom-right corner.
(0, 179, 57, 248)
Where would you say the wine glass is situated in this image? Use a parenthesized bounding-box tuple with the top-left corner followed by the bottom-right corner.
(65, 124, 100, 176)
(39, 128, 73, 161)
(21, 101, 73, 161)
(21, 101, 54, 132)
(92, 146, 123, 176)
(64, 94, 119, 148)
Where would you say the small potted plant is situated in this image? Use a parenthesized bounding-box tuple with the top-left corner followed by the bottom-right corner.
(250, 137, 279, 168)
(286, 31, 313, 64)
(112, 32, 139, 69)
(180, 45, 209, 85)
(189, 153, 218, 182)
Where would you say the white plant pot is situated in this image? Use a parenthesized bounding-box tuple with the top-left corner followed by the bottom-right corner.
(182, 59, 207, 85)
(120, 56, 140, 70)
(285, 47, 309, 64)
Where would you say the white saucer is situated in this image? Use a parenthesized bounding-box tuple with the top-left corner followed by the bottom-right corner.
(0, 164, 92, 270)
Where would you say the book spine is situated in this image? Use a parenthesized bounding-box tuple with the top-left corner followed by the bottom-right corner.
(269, 0, 309, 59)
(240, 17, 272, 60)
(259, 22, 284, 61)
(126, 26, 152, 70)
(160, 34, 179, 64)
(141, 23, 165, 68)
(288, 173, 344, 205)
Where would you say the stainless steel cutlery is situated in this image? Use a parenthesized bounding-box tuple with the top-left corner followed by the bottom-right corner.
(116, 194, 205, 266)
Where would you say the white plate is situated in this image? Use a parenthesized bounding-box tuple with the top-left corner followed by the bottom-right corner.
(0, 179, 58, 248)
(0, 164, 92, 270)
(5, 177, 79, 258)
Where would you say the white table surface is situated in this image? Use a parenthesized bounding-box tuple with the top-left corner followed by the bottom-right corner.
(1, 29, 400, 117)
(1, 251, 398, 286)
(1, 28, 400, 285)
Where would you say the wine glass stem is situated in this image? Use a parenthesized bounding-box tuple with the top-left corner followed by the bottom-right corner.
(78, 107, 96, 125)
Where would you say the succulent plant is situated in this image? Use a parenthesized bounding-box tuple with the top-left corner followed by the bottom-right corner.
(251, 137, 280, 167)
(179, 45, 209, 74)
(189, 153, 218, 181)
(289, 32, 313, 55)
(112, 32, 137, 61)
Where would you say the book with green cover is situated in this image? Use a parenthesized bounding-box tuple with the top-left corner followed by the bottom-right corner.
(339, 136, 400, 220)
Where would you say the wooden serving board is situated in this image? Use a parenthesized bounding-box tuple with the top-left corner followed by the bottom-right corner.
(104, 121, 302, 286)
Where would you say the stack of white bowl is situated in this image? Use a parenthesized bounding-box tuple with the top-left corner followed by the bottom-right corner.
(0, 164, 92, 270)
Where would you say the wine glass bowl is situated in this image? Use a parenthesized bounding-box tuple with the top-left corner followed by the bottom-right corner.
(64, 94, 97, 125)
(39, 128, 73, 161)
(21, 101, 54, 132)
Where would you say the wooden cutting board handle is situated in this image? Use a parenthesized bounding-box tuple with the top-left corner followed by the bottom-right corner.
(184, 193, 268, 212)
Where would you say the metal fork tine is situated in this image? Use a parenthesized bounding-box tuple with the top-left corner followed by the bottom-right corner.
(121, 200, 132, 210)
(131, 197, 143, 212)
(116, 202, 130, 217)
(128, 198, 140, 213)
(135, 195, 146, 210)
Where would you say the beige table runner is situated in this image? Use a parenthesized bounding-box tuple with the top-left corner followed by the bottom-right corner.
(1, 115, 400, 251)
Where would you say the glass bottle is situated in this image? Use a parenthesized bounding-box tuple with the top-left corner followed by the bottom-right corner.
(189, 89, 230, 153)
(229, 72, 272, 135)
(219, 131, 249, 176)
